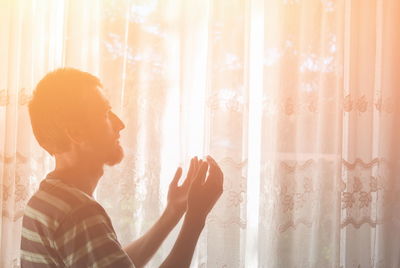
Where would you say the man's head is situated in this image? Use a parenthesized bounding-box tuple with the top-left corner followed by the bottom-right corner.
(29, 68, 125, 166)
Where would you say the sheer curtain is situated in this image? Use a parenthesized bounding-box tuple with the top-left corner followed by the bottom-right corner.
(1, 0, 400, 267)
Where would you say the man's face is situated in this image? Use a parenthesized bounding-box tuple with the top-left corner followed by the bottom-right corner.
(81, 88, 125, 166)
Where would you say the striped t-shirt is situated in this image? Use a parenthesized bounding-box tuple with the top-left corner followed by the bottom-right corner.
(21, 177, 135, 268)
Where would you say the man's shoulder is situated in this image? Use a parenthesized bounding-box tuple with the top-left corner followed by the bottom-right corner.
(21, 179, 134, 268)
(23, 178, 104, 232)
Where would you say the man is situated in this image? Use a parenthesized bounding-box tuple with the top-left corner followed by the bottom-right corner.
(21, 68, 224, 267)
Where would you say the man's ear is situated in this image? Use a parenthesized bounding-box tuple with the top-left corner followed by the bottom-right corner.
(65, 126, 86, 146)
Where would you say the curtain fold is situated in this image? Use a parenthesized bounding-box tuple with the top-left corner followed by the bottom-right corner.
(1, 0, 400, 267)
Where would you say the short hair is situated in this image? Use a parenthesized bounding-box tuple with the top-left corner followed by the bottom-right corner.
(29, 68, 102, 155)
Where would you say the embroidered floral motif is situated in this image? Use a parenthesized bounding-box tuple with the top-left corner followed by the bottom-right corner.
(2, 183, 11, 202)
(281, 194, 295, 212)
(14, 184, 28, 202)
(228, 190, 244, 207)
(359, 191, 372, 208)
(278, 218, 313, 233)
(355, 95, 368, 113)
(352, 177, 362, 192)
(342, 158, 383, 170)
(307, 95, 318, 113)
(262, 94, 396, 116)
(303, 177, 313, 193)
(342, 192, 355, 208)
(207, 89, 245, 112)
(343, 94, 352, 112)
(0, 89, 9, 106)
(283, 97, 296, 115)
(18, 88, 31, 106)
(273, 157, 398, 231)
(0, 89, 33, 106)
(369, 176, 379, 192)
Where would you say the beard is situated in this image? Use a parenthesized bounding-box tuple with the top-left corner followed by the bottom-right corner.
(104, 141, 124, 166)
(84, 138, 124, 167)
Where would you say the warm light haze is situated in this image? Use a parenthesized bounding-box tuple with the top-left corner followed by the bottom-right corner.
(1, 0, 400, 267)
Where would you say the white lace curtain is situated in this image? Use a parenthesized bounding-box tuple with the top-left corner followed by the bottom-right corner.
(1, 0, 400, 267)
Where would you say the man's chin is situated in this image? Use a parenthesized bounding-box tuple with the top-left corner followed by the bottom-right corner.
(104, 146, 124, 166)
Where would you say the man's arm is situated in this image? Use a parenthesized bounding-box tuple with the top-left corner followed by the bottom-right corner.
(124, 158, 200, 268)
(159, 212, 205, 268)
(123, 204, 182, 268)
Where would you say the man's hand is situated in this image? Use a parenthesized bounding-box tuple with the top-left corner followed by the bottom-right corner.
(167, 157, 200, 218)
(159, 156, 224, 268)
(186, 156, 224, 222)
(124, 156, 202, 267)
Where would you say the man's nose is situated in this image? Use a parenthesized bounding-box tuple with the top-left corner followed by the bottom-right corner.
(112, 112, 125, 131)
(116, 115, 125, 131)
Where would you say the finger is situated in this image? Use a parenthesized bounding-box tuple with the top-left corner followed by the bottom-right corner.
(205, 160, 224, 191)
(171, 167, 182, 186)
(192, 156, 200, 178)
(206, 155, 219, 169)
(196, 159, 204, 174)
(193, 161, 209, 186)
(206, 155, 223, 177)
(206, 155, 216, 165)
(182, 158, 195, 188)
(193, 156, 199, 172)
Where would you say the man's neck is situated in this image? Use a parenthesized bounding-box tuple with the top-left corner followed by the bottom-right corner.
(50, 161, 104, 196)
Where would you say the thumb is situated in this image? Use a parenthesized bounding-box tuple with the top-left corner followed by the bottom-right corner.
(171, 167, 183, 186)
(193, 161, 209, 186)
